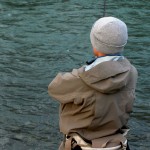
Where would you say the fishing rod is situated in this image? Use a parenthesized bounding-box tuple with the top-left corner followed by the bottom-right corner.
(103, 0, 107, 17)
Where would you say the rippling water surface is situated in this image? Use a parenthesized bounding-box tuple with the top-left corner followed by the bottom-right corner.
(0, 0, 149, 150)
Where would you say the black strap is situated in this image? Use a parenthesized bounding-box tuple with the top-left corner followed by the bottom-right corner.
(71, 138, 82, 150)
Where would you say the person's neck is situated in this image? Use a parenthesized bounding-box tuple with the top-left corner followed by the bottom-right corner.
(93, 48, 106, 57)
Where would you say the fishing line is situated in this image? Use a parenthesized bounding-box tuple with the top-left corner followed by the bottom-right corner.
(103, 0, 107, 17)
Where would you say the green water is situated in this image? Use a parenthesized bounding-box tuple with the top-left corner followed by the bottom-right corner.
(0, 0, 149, 150)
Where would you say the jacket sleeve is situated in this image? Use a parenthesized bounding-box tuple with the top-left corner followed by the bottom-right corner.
(48, 68, 85, 104)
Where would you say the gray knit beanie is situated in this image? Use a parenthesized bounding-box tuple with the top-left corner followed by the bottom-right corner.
(90, 17, 128, 54)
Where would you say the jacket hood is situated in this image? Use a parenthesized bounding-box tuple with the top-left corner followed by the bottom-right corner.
(79, 59, 131, 94)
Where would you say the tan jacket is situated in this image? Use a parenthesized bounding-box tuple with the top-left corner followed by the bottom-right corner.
(48, 58, 137, 144)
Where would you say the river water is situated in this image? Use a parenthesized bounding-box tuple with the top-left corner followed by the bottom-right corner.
(0, 0, 149, 150)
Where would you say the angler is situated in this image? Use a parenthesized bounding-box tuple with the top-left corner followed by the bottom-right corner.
(48, 1, 138, 149)
(48, 16, 138, 150)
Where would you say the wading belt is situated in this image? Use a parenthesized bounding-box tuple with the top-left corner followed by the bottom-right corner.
(63, 133, 128, 150)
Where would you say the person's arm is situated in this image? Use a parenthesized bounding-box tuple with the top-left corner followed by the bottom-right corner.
(48, 69, 84, 104)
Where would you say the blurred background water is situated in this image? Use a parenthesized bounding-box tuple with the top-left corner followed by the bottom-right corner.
(0, 0, 149, 150)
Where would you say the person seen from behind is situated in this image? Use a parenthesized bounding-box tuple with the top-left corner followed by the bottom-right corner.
(48, 17, 138, 150)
